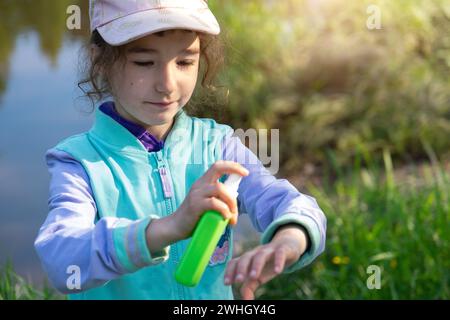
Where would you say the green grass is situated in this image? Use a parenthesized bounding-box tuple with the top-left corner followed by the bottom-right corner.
(256, 150, 449, 299)
(0, 262, 63, 300)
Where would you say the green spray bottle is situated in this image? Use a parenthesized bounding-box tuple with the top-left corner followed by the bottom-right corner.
(175, 173, 243, 287)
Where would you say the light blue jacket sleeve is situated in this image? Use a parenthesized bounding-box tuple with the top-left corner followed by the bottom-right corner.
(34, 149, 169, 294)
(221, 131, 327, 273)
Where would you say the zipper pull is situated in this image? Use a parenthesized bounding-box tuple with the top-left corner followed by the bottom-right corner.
(159, 166, 173, 198)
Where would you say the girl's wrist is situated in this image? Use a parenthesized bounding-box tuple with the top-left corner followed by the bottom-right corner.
(272, 224, 309, 263)
(169, 205, 191, 241)
(145, 214, 184, 255)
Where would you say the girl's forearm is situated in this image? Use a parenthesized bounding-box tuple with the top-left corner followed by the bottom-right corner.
(145, 213, 183, 256)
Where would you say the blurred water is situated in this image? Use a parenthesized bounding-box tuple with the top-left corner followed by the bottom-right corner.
(0, 31, 258, 285)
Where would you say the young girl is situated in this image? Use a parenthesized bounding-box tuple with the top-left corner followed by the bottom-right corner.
(35, 0, 326, 300)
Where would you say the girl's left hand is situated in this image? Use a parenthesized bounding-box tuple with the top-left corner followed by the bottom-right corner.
(223, 225, 308, 300)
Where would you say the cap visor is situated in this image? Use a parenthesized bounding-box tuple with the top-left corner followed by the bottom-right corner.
(97, 7, 220, 46)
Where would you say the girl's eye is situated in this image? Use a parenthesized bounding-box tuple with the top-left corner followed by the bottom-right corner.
(133, 61, 154, 67)
(177, 60, 195, 68)
(132, 60, 195, 68)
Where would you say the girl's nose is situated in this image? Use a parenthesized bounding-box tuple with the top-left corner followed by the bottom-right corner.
(155, 64, 176, 95)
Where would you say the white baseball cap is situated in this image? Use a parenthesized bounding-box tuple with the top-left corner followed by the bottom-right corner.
(89, 0, 221, 46)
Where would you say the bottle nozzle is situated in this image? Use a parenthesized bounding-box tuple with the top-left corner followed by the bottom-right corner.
(223, 173, 243, 199)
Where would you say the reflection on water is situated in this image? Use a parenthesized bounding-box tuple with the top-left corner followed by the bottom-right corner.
(0, 0, 90, 100)
(0, 0, 258, 284)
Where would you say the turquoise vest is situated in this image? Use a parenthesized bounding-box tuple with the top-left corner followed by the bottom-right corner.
(55, 107, 235, 299)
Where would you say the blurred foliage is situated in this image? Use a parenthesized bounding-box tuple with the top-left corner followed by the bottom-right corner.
(205, 0, 450, 177)
(0, 0, 449, 172)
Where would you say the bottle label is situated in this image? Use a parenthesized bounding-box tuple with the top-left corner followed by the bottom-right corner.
(208, 226, 231, 266)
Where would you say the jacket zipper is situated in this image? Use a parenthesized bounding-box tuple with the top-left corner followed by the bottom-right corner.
(154, 150, 185, 299)
(159, 166, 173, 198)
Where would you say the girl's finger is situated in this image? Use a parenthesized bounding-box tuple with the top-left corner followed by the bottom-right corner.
(257, 247, 287, 285)
(202, 160, 249, 184)
(201, 182, 238, 214)
(202, 197, 233, 221)
(240, 278, 260, 300)
(249, 248, 273, 280)
(273, 246, 287, 274)
(233, 252, 254, 283)
(229, 210, 238, 225)
(253, 249, 286, 285)
(224, 258, 238, 286)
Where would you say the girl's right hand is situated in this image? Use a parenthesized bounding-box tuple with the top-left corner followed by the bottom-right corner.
(173, 160, 249, 240)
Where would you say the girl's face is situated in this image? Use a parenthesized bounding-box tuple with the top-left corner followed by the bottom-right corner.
(110, 29, 200, 139)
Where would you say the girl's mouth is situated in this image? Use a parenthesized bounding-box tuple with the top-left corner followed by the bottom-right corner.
(146, 101, 176, 108)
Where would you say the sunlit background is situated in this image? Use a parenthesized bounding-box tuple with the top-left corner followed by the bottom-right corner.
(0, 0, 449, 299)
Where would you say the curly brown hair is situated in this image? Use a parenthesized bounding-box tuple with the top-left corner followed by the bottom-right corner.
(77, 29, 226, 114)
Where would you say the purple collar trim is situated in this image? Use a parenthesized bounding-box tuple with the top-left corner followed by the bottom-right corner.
(99, 101, 164, 152)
